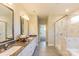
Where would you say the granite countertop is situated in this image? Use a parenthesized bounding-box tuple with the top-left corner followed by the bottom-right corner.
(0, 36, 36, 56)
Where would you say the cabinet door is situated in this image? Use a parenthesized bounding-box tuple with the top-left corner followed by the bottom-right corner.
(18, 44, 31, 56)
(18, 38, 37, 56)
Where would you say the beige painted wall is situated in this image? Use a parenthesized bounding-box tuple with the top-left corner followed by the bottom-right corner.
(23, 19, 28, 36)
(29, 15, 38, 35)
(47, 16, 54, 46)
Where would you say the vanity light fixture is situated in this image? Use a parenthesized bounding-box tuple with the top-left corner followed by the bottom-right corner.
(26, 16, 29, 21)
(25, 15, 29, 21)
(22, 15, 29, 21)
(65, 9, 69, 12)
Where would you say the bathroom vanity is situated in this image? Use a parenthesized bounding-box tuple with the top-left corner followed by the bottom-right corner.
(18, 36, 38, 56)
(0, 36, 38, 56)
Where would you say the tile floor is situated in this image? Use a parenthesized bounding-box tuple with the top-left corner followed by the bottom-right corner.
(33, 41, 61, 56)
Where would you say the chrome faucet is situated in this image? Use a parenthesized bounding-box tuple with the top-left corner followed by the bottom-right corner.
(0, 40, 15, 50)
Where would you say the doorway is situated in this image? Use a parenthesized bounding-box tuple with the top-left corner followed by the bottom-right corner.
(39, 24, 46, 47)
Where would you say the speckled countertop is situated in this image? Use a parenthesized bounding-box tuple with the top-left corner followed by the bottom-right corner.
(0, 36, 36, 56)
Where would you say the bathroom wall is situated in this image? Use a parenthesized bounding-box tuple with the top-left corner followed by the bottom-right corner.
(29, 14, 38, 35)
(23, 19, 29, 36)
(47, 16, 55, 46)
(13, 5, 21, 40)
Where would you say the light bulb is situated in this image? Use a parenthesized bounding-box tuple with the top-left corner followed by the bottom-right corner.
(65, 9, 69, 12)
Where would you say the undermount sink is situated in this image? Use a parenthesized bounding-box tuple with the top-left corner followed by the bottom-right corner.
(0, 46, 22, 56)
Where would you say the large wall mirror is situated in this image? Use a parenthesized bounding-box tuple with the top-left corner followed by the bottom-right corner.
(20, 16, 29, 36)
(0, 4, 14, 43)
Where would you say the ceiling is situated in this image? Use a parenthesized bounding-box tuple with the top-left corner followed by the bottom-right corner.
(15, 3, 79, 18)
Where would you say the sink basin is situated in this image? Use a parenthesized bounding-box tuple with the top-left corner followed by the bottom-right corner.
(0, 46, 22, 56)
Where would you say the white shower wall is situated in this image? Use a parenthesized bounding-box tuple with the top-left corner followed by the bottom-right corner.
(55, 14, 79, 55)
(66, 37, 79, 49)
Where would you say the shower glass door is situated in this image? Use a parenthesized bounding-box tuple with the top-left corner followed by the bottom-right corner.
(55, 17, 68, 55)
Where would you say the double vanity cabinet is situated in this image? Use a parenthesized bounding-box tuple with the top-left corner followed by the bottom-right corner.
(0, 36, 38, 56)
(18, 36, 38, 56)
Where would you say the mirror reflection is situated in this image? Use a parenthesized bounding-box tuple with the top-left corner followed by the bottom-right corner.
(0, 4, 13, 42)
(20, 16, 29, 36)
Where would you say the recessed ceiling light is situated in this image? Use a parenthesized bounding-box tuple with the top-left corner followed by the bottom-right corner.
(65, 9, 69, 12)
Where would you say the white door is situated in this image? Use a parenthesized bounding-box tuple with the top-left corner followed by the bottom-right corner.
(0, 22, 6, 42)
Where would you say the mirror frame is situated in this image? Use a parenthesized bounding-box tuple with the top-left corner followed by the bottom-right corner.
(20, 16, 29, 35)
(20, 16, 23, 35)
(0, 4, 14, 42)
